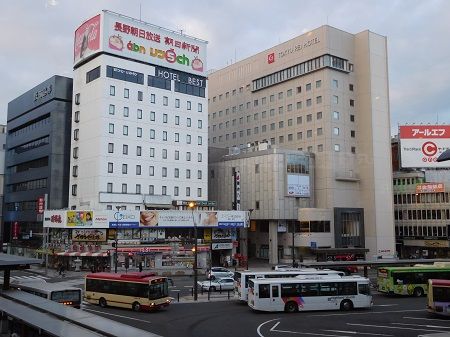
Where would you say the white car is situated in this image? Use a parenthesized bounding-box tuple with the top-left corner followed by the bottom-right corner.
(197, 277, 235, 291)
(207, 267, 234, 280)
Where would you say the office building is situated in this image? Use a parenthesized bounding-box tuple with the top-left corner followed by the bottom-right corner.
(69, 11, 208, 210)
(4, 76, 73, 256)
(208, 25, 394, 261)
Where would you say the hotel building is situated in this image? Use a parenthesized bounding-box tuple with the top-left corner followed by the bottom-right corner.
(208, 25, 395, 261)
(69, 11, 208, 210)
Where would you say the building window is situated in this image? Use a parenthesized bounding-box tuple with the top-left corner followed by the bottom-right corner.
(333, 95, 338, 104)
(333, 127, 339, 135)
(297, 116, 302, 124)
(175, 115, 180, 125)
(123, 107, 129, 117)
(186, 187, 191, 196)
(316, 80, 322, 88)
(198, 120, 202, 129)
(198, 103, 202, 112)
(279, 135, 284, 143)
(74, 111, 80, 123)
(351, 146, 356, 153)
(149, 185, 154, 195)
(186, 135, 191, 144)
(306, 99, 312, 107)
(316, 96, 322, 104)
(123, 144, 128, 155)
(318, 144, 323, 152)
(110, 85, 115, 96)
(307, 114, 312, 122)
(162, 167, 167, 177)
(136, 184, 141, 194)
(73, 129, 79, 140)
(108, 162, 113, 173)
(150, 111, 155, 121)
(175, 150, 179, 160)
(175, 98, 180, 108)
(297, 86, 302, 93)
(186, 169, 191, 179)
(350, 99, 355, 107)
(136, 146, 142, 156)
(163, 131, 168, 141)
(186, 152, 191, 161)
(349, 84, 354, 91)
(162, 149, 167, 159)
(197, 170, 202, 179)
(174, 168, 179, 178)
(174, 186, 179, 196)
(334, 144, 340, 152)
(71, 184, 77, 196)
(187, 101, 191, 110)
(197, 188, 202, 197)
(138, 91, 143, 101)
(124, 88, 129, 98)
(107, 183, 113, 193)
(317, 128, 323, 136)
(109, 123, 114, 134)
(162, 186, 167, 195)
(332, 79, 338, 88)
(350, 114, 355, 122)
(150, 93, 155, 103)
(198, 153, 202, 162)
(72, 165, 78, 177)
(73, 147, 79, 158)
(187, 118, 191, 127)
(307, 130, 312, 138)
(333, 111, 340, 120)
(317, 111, 322, 119)
(175, 133, 180, 142)
(150, 129, 155, 139)
(297, 101, 302, 109)
(149, 166, 154, 176)
(163, 96, 168, 106)
(137, 109, 142, 119)
(306, 83, 311, 91)
(122, 183, 127, 193)
(150, 147, 155, 157)
(109, 104, 115, 115)
(137, 127, 142, 138)
(122, 164, 128, 174)
(297, 132, 302, 140)
(351, 130, 356, 138)
(108, 143, 114, 153)
(75, 93, 80, 105)
(123, 125, 128, 136)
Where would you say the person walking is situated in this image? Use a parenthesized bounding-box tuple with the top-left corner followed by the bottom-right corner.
(138, 262, 143, 272)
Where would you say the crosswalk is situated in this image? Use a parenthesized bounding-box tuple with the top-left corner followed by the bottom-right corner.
(0, 274, 50, 284)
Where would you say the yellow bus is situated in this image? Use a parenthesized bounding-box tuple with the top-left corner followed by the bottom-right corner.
(84, 272, 171, 312)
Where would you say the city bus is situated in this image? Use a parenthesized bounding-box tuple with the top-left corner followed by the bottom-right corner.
(427, 279, 450, 317)
(377, 263, 450, 297)
(248, 275, 372, 312)
(234, 268, 345, 302)
(84, 272, 171, 312)
(12, 281, 82, 308)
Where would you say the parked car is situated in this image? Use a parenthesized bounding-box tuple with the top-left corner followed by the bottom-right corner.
(197, 277, 235, 291)
(207, 267, 234, 280)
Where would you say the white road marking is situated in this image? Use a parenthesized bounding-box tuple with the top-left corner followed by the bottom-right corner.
(347, 323, 448, 333)
(392, 322, 450, 329)
(83, 308, 152, 324)
(258, 320, 351, 337)
(372, 304, 397, 307)
(257, 318, 281, 337)
(323, 330, 393, 336)
(404, 316, 450, 322)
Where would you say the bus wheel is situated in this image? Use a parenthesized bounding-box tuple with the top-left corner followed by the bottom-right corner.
(284, 301, 298, 313)
(413, 287, 424, 297)
(340, 300, 353, 311)
(132, 302, 141, 312)
(99, 298, 107, 308)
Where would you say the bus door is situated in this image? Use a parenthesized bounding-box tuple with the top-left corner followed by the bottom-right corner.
(256, 283, 272, 310)
(271, 284, 281, 310)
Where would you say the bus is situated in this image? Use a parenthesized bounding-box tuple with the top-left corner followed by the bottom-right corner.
(248, 275, 372, 312)
(12, 281, 82, 308)
(377, 263, 450, 297)
(234, 268, 345, 302)
(427, 279, 450, 317)
(84, 272, 171, 312)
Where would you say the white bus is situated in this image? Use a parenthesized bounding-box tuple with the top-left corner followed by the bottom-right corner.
(234, 268, 345, 302)
(248, 275, 372, 312)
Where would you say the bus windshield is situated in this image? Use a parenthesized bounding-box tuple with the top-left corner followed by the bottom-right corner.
(51, 290, 81, 302)
(149, 282, 169, 300)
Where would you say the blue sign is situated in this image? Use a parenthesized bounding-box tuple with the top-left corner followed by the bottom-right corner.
(310, 241, 317, 249)
(218, 222, 245, 228)
(109, 222, 139, 228)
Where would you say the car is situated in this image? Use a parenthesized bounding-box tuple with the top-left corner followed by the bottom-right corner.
(207, 267, 234, 280)
(197, 277, 235, 291)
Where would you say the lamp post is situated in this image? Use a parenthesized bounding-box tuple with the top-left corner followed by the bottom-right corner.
(246, 209, 254, 270)
(188, 202, 198, 301)
(114, 206, 121, 273)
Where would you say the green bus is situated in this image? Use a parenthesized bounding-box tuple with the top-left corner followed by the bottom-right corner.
(377, 263, 450, 297)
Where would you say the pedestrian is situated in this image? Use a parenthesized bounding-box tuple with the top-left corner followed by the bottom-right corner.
(138, 262, 143, 272)
(58, 263, 65, 277)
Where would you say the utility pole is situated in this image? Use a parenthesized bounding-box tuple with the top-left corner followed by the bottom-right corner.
(188, 202, 198, 301)
(114, 206, 121, 273)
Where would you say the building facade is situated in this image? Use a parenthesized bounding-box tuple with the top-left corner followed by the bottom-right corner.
(4, 76, 73, 255)
(69, 11, 208, 211)
(208, 25, 395, 260)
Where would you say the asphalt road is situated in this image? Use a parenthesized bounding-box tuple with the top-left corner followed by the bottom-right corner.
(80, 294, 448, 337)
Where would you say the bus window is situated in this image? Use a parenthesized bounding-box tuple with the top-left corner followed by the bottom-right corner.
(259, 284, 270, 298)
(272, 285, 279, 298)
(301, 283, 319, 297)
(358, 284, 370, 295)
(319, 283, 338, 296)
(338, 282, 357, 295)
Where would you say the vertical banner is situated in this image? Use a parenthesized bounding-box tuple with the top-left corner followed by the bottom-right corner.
(233, 169, 241, 210)
(37, 196, 45, 214)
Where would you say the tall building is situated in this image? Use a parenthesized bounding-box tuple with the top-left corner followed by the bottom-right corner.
(4, 76, 73, 256)
(208, 25, 394, 259)
(69, 11, 208, 210)
(0, 124, 7, 251)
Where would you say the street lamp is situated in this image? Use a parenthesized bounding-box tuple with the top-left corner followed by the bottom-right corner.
(188, 201, 198, 301)
(246, 209, 254, 270)
(114, 206, 121, 273)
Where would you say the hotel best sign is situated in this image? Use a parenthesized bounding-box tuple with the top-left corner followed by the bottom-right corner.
(74, 11, 207, 76)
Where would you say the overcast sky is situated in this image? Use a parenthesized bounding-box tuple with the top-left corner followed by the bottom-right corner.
(1, 0, 449, 134)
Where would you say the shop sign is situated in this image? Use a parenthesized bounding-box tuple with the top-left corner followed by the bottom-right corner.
(415, 183, 445, 194)
(37, 196, 45, 214)
(12, 222, 20, 240)
(212, 228, 233, 240)
(72, 229, 106, 242)
(211, 243, 233, 250)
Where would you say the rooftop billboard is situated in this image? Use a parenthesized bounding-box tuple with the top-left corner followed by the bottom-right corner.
(74, 11, 207, 77)
(399, 125, 450, 168)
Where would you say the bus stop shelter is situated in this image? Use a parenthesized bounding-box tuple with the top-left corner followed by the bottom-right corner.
(0, 254, 42, 290)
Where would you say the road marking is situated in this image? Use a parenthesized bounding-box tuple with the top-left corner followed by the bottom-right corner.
(392, 322, 450, 329)
(404, 316, 450, 322)
(310, 309, 423, 317)
(373, 304, 397, 307)
(257, 318, 281, 337)
(323, 330, 393, 336)
(257, 320, 351, 337)
(83, 308, 152, 324)
(347, 323, 448, 333)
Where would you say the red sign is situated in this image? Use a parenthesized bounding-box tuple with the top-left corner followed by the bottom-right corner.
(12, 222, 20, 240)
(37, 196, 45, 214)
(399, 125, 450, 139)
(74, 14, 101, 64)
(267, 52, 275, 64)
(415, 183, 445, 194)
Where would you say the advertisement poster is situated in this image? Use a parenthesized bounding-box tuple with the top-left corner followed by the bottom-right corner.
(71, 229, 106, 242)
(67, 211, 93, 227)
(287, 174, 310, 197)
(74, 14, 101, 64)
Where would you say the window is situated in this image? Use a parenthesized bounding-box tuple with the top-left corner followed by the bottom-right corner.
(109, 104, 115, 115)
(174, 168, 179, 178)
(297, 116, 302, 124)
(136, 146, 142, 156)
(108, 143, 114, 153)
(150, 93, 155, 103)
(123, 144, 128, 155)
(351, 146, 356, 153)
(186, 134, 191, 144)
(278, 92, 283, 99)
(306, 83, 311, 91)
(288, 133, 293, 141)
(198, 136, 203, 145)
(187, 118, 191, 127)
(198, 120, 203, 129)
(307, 130, 312, 138)
(136, 165, 141, 175)
(75, 93, 80, 105)
(138, 91, 143, 101)
(163, 131, 168, 141)
(318, 144, 323, 152)
(162, 167, 167, 177)
(136, 184, 141, 194)
(333, 95, 338, 104)
(317, 127, 323, 135)
(297, 101, 302, 109)
(333, 111, 340, 120)
(270, 94, 275, 102)
(123, 125, 128, 136)
(316, 111, 322, 119)
(287, 89, 293, 97)
(174, 186, 179, 196)
(350, 114, 355, 122)
(137, 109, 142, 119)
(73, 147, 79, 159)
(122, 164, 128, 174)
(175, 115, 180, 125)
(122, 183, 127, 193)
(306, 98, 312, 107)
(297, 132, 302, 140)
(71, 184, 77, 196)
(107, 183, 113, 193)
(162, 149, 167, 159)
(333, 127, 340, 135)
(186, 169, 191, 179)
(349, 84, 354, 91)
(316, 96, 322, 104)
(150, 129, 155, 139)
(297, 86, 302, 93)
(175, 98, 180, 108)
(334, 144, 340, 152)
(175, 150, 179, 160)
(149, 185, 154, 195)
(332, 79, 338, 88)
(123, 107, 129, 117)
(108, 162, 113, 173)
(186, 187, 190, 196)
(149, 166, 154, 176)
(307, 114, 312, 122)
(279, 121, 284, 128)
(73, 129, 79, 140)
(198, 103, 203, 112)
(150, 147, 155, 157)
(351, 130, 356, 138)
(350, 99, 355, 107)
(137, 127, 142, 138)
(316, 80, 321, 88)
(187, 101, 191, 110)
(197, 188, 202, 197)
(109, 123, 114, 134)
(72, 165, 78, 177)
(110, 85, 115, 96)
(124, 88, 129, 98)
(186, 152, 191, 161)
(163, 96, 168, 106)
(175, 133, 179, 142)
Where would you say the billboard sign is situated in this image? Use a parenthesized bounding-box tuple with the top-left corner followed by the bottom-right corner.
(287, 174, 310, 197)
(415, 183, 445, 194)
(74, 12, 207, 77)
(399, 125, 450, 168)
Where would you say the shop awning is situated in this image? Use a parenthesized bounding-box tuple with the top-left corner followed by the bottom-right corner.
(56, 252, 109, 257)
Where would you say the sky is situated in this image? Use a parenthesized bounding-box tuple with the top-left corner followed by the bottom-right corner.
(1, 0, 449, 135)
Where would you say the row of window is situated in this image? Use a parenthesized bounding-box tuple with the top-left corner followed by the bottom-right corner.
(7, 157, 48, 174)
(9, 115, 51, 137)
(252, 54, 352, 92)
(394, 209, 450, 221)
(395, 225, 448, 238)
(393, 177, 424, 186)
(103, 163, 203, 179)
(8, 136, 50, 155)
(5, 201, 38, 211)
(71, 184, 203, 198)
(394, 193, 450, 204)
(6, 178, 47, 193)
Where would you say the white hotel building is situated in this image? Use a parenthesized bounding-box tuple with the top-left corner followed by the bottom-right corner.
(69, 11, 208, 210)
